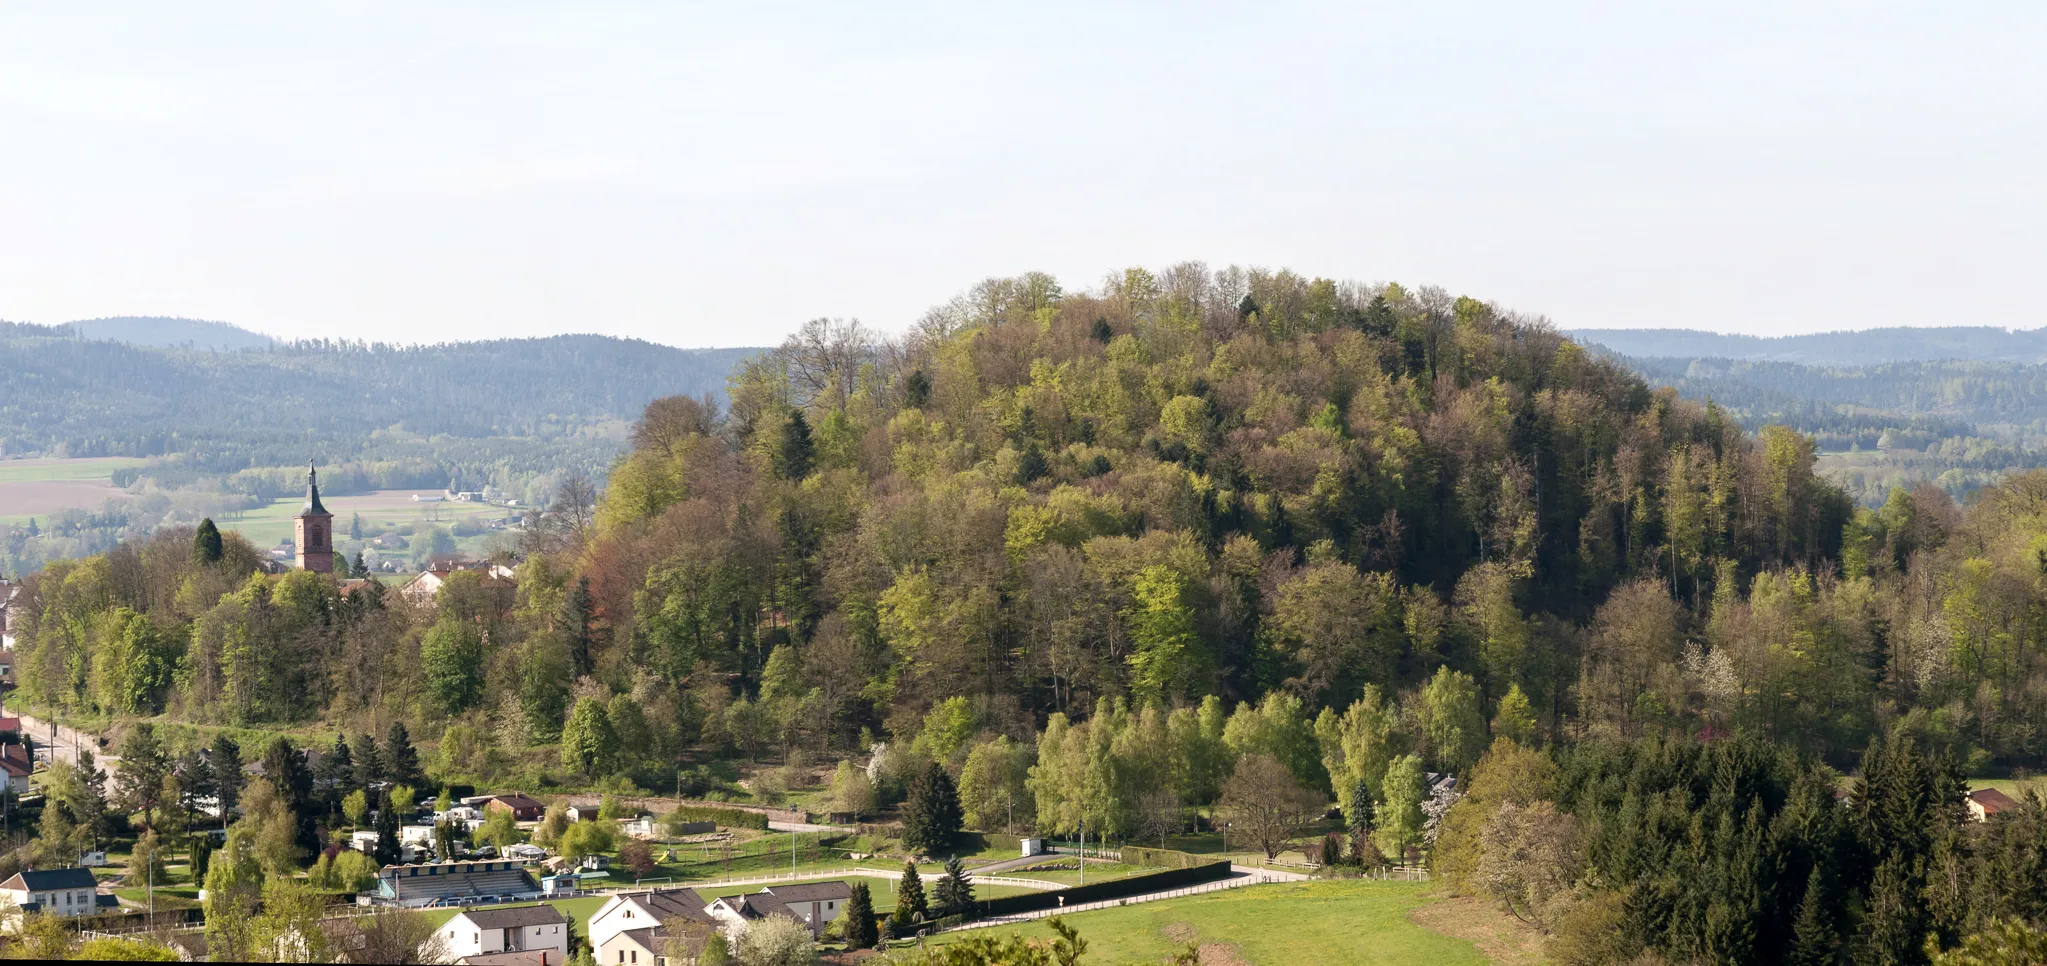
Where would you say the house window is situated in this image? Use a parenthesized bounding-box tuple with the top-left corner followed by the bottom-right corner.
(631, 952, 638, 964)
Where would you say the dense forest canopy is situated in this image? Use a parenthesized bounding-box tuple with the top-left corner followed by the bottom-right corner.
(10, 266, 2047, 963)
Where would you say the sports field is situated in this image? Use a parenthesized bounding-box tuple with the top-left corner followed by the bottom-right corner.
(930, 880, 1492, 966)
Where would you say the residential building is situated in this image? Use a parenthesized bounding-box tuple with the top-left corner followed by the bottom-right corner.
(1968, 787, 2020, 822)
(598, 923, 715, 966)
(480, 793, 547, 822)
(437, 905, 571, 962)
(587, 888, 712, 950)
(0, 580, 17, 650)
(402, 561, 516, 606)
(704, 881, 851, 939)
(0, 867, 110, 927)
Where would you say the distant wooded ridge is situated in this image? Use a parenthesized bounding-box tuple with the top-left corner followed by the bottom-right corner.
(0, 320, 762, 463)
(1569, 325, 2047, 365)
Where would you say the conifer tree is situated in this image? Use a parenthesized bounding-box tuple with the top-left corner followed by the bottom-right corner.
(353, 733, 385, 791)
(1862, 854, 1923, 966)
(902, 762, 963, 855)
(1788, 868, 1837, 966)
(932, 855, 974, 918)
(208, 734, 242, 827)
(373, 788, 401, 866)
(561, 576, 595, 678)
(385, 722, 423, 792)
(776, 408, 814, 480)
(316, 734, 354, 806)
(897, 860, 928, 924)
(194, 518, 224, 563)
(842, 881, 879, 949)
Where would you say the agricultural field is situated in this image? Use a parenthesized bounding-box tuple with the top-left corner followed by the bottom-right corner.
(929, 880, 1497, 966)
(0, 456, 144, 522)
(215, 489, 513, 555)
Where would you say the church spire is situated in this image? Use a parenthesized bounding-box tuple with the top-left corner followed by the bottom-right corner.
(304, 459, 329, 515)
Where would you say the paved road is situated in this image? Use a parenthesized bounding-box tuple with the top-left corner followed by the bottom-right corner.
(13, 711, 112, 768)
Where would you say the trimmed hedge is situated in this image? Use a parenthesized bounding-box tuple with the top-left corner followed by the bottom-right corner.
(666, 804, 770, 830)
(1119, 846, 1214, 870)
(980, 832, 1024, 853)
(972, 861, 1233, 918)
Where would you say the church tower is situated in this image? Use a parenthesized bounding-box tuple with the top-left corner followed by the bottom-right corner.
(295, 461, 335, 574)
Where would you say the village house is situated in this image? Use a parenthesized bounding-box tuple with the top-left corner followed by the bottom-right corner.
(598, 922, 718, 966)
(1967, 787, 2020, 822)
(703, 881, 851, 939)
(0, 868, 112, 928)
(586, 888, 713, 950)
(437, 905, 572, 962)
(402, 560, 516, 606)
(0, 580, 18, 650)
(476, 792, 547, 822)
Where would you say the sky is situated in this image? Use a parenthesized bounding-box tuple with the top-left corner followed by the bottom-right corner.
(3, 2, 2042, 348)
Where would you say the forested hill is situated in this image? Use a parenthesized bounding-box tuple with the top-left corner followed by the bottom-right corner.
(0, 323, 759, 464)
(60, 316, 276, 350)
(18, 269, 2047, 963)
(1571, 324, 2047, 364)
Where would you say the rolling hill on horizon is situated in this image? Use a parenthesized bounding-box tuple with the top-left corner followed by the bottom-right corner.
(60, 315, 278, 350)
(1568, 324, 2047, 365)
(0, 321, 761, 467)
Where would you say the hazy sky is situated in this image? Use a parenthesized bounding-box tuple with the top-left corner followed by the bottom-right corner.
(3, 3, 2041, 347)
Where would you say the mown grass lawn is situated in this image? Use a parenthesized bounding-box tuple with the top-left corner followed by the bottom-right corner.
(927, 880, 1490, 966)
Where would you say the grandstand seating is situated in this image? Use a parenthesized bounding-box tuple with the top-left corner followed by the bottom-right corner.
(373, 860, 540, 907)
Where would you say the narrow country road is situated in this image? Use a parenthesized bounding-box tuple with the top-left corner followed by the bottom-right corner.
(11, 711, 112, 768)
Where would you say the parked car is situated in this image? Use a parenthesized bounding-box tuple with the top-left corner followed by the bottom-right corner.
(78, 851, 108, 867)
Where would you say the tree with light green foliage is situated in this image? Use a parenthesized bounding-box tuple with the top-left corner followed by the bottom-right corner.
(1125, 566, 1208, 703)
(1490, 684, 1537, 746)
(1416, 666, 1488, 774)
(1375, 754, 1427, 864)
(202, 828, 264, 963)
(76, 936, 181, 961)
(1316, 686, 1400, 824)
(561, 697, 618, 775)
(829, 760, 875, 819)
(342, 789, 369, 829)
(915, 696, 978, 765)
(558, 819, 615, 861)
(474, 807, 522, 850)
(420, 620, 487, 715)
(253, 877, 331, 964)
(958, 736, 1030, 832)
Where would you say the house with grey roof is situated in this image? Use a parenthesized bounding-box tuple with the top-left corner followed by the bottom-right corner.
(437, 905, 572, 961)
